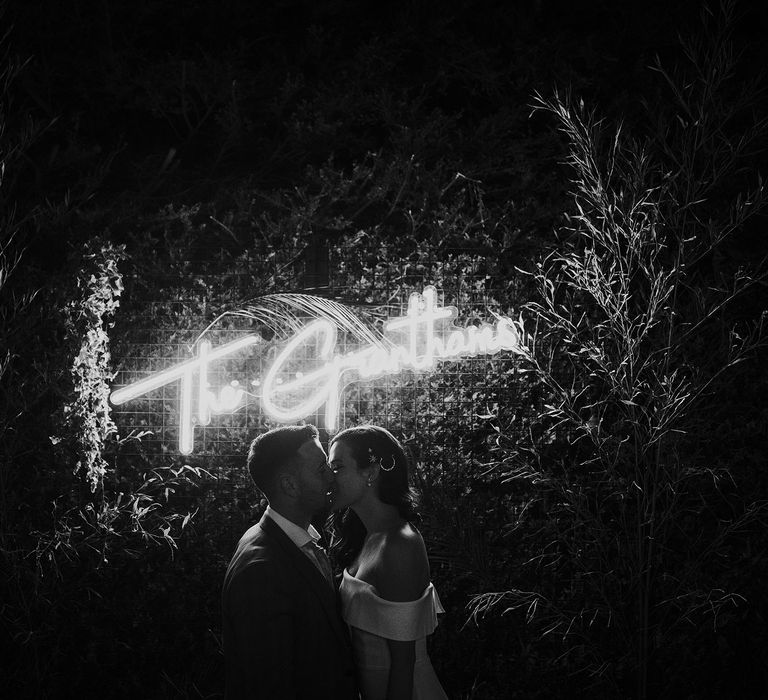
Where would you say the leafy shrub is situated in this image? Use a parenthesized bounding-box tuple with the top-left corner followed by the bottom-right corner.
(469, 6, 768, 698)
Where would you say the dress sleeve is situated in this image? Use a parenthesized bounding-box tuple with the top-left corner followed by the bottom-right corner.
(343, 582, 445, 642)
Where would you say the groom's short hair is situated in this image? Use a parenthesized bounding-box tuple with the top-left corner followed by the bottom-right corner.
(247, 424, 320, 499)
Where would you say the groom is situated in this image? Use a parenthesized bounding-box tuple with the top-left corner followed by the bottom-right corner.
(222, 424, 358, 699)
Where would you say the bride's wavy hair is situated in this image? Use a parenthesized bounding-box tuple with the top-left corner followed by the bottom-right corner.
(326, 425, 420, 569)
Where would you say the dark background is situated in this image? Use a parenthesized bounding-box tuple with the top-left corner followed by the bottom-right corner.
(2, 1, 767, 699)
(7, 0, 766, 259)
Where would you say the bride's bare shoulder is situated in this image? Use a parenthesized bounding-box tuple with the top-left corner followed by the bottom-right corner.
(375, 523, 430, 601)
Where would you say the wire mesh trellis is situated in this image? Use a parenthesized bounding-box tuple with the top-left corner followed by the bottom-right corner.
(109, 239, 536, 522)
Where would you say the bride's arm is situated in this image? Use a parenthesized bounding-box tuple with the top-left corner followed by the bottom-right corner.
(386, 639, 416, 700)
(376, 526, 431, 700)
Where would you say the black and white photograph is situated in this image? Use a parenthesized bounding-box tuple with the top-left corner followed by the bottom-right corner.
(1, 1, 767, 698)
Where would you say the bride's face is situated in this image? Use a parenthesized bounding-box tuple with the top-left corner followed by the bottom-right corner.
(328, 439, 369, 511)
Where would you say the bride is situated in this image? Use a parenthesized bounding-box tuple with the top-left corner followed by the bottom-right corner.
(328, 425, 448, 700)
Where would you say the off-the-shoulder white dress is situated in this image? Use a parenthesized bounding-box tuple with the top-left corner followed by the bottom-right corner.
(339, 568, 449, 700)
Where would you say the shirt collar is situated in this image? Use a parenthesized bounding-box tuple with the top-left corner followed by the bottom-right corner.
(265, 505, 321, 548)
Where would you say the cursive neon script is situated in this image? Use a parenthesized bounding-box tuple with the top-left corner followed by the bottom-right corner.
(109, 335, 261, 454)
(110, 287, 528, 453)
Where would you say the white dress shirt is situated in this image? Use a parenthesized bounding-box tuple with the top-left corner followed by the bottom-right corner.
(265, 506, 332, 586)
(265, 505, 322, 547)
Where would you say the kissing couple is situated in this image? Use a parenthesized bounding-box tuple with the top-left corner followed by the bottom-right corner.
(222, 423, 449, 699)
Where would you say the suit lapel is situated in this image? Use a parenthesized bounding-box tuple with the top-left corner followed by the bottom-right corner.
(260, 515, 350, 649)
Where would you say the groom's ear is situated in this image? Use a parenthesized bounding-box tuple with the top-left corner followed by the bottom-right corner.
(278, 471, 299, 498)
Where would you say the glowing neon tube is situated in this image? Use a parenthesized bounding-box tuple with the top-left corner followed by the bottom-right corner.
(110, 334, 260, 454)
(110, 335, 261, 405)
(110, 287, 529, 453)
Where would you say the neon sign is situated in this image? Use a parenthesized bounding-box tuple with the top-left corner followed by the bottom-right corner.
(110, 286, 528, 454)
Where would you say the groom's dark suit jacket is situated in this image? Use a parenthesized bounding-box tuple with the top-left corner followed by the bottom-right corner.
(222, 513, 358, 699)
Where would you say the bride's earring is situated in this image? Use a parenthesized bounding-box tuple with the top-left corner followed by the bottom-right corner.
(368, 447, 395, 472)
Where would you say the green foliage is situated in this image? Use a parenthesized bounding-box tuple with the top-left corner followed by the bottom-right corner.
(469, 5, 768, 698)
(54, 239, 125, 490)
(2, 3, 766, 699)
(1, 47, 220, 696)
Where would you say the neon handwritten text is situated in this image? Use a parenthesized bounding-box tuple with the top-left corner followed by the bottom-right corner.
(262, 287, 526, 430)
(110, 287, 527, 453)
(109, 335, 260, 454)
